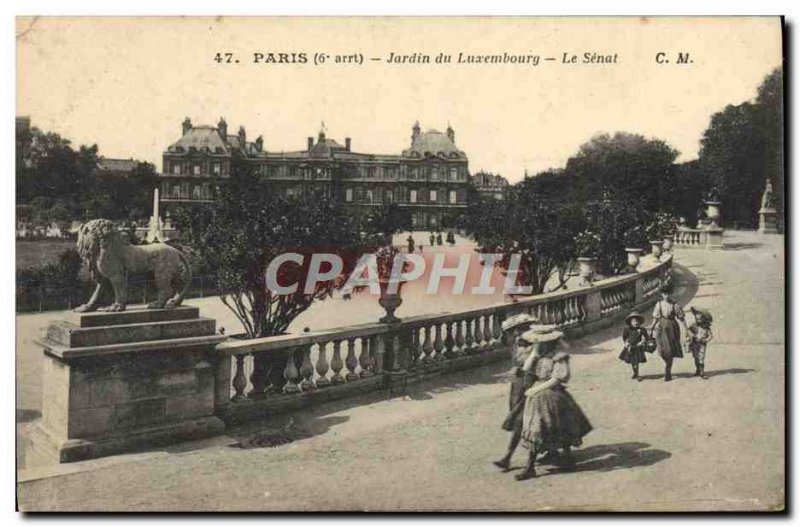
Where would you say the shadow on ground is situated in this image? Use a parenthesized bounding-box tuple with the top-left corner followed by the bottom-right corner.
(638, 367, 755, 381)
(506, 441, 671, 476)
(16, 409, 41, 423)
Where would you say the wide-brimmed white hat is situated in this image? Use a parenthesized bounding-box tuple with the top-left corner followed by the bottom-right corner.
(518, 324, 564, 344)
(501, 313, 538, 333)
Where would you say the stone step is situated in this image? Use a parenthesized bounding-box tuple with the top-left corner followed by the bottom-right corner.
(45, 317, 217, 348)
(66, 306, 200, 328)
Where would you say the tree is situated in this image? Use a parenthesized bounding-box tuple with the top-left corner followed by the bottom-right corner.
(176, 157, 371, 339)
(565, 132, 680, 213)
(699, 67, 784, 229)
(463, 184, 583, 295)
(362, 202, 413, 243)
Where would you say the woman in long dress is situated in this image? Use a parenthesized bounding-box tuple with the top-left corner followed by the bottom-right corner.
(515, 326, 593, 481)
(649, 283, 688, 382)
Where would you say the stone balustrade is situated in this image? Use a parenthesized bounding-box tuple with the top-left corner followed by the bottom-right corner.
(674, 226, 725, 250)
(215, 255, 673, 424)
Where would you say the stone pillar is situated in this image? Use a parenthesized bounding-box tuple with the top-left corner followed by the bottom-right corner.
(381, 327, 409, 397)
(585, 290, 602, 322)
(33, 306, 227, 463)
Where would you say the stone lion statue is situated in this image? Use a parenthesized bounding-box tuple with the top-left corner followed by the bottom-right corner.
(74, 219, 192, 312)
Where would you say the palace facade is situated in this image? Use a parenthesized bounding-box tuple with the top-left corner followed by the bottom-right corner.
(160, 118, 470, 229)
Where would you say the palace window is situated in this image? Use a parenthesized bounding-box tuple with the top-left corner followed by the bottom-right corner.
(410, 168, 418, 180)
(202, 183, 210, 199)
(450, 167, 458, 181)
(212, 163, 221, 175)
(366, 189, 374, 203)
(449, 190, 457, 204)
(410, 189, 418, 203)
(172, 163, 182, 175)
(193, 164, 201, 176)
(172, 185, 181, 199)
(345, 188, 353, 202)
(430, 190, 438, 202)
(385, 190, 394, 203)
(192, 185, 201, 199)
(288, 166, 297, 178)
(431, 167, 439, 181)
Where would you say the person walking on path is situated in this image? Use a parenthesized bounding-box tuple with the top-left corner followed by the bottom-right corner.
(515, 325, 593, 481)
(406, 235, 415, 254)
(686, 307, 714, 379)
(494, 313, 539, 472)
(649, 283, 688, 382)
(429, 232, 436, 247)
(436, 232, 443, 246)
(619, 311, 649, 381)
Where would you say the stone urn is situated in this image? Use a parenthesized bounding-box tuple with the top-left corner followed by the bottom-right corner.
(650, 240, 664, 260)
(662, 234, 674, 252)
(625, 248, 644, 272)
(704, 201, 722, 229)
(378, 281, 404, 323)
(576, 257, 598, 287)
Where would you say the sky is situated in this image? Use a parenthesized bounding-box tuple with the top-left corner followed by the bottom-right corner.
(16, 17, 783, 183)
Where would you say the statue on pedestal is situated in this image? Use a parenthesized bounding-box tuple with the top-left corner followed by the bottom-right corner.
(759, 179, 779, 234)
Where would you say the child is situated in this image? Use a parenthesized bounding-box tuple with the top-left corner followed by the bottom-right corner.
(619, 311, 648, 381)
(687, 307, 714, 379)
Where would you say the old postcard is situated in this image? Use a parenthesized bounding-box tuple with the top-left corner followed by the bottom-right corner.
(15, 16, 785, 512)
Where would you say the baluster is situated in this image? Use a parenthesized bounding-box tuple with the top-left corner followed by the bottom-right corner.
(330, 340, 345, 384)
(492, 314, 503, 342)
(433, 323, 445, 360)
(282, 349, 301, 393)
(421, 326, 434, 362)
(464, 318, 475, 354)
(454, 320, 465, 355)
(315, 341, 331, 388)
(412, 327, 423, 364)
(473, 316, 484, 351)
(444, 322, 455, 358)
(248, 353, 268, 399)
(565, 298, 575, 324)
(299, 345, 315, 391)
(345, 338, 359, 381)
(359, 336, 373, 378)
(232, 355, 247, 402)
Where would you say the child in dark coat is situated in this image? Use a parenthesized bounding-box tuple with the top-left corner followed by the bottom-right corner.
(619, 311, 649, 381)
(686, 307, 714, 379)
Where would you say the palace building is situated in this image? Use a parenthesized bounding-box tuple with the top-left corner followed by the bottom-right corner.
(159, 118, 470, 229)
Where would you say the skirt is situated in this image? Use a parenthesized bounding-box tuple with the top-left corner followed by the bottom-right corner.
(655, 318, 683, 360)
(618, 344, 647, 364)
(521, 386, 593, 451)
(501, 372, 534, 433)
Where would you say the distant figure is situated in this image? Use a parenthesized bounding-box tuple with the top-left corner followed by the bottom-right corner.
(649, 283, 688, 382)
(686, 307, 714, 379)
(436, 232, 443, 246)
(429, 232, 436, 247)
(446, 231, 456, 246)
(618, 311, 648, 381)
(407, 235, 415, 254)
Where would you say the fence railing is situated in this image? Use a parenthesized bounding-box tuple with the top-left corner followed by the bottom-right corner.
(674, 227, 710, 248)
(215, 254, 673, 423)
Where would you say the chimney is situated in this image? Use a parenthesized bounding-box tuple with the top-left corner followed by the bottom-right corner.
(345, 137, 351, 151)
(412, 121, 421, 143)
(307, 136, 314, 151)
(238, 125, 246, 145)
(446, 123, 455, 143)
(182, 117, 192, 135)
(255, 135, 264, 152)
(217, 118, 227, 140)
